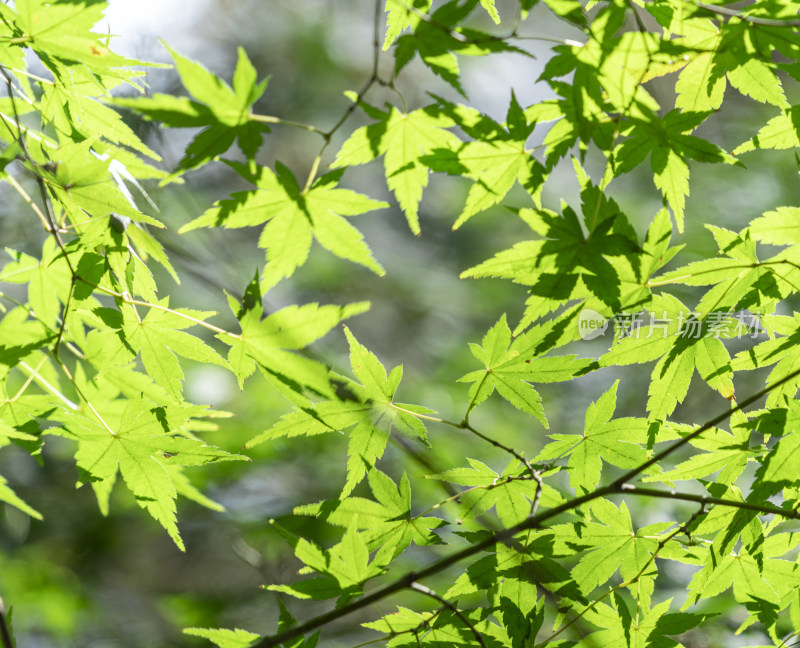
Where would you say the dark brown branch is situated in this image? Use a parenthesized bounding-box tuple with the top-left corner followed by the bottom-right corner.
(409, 582, 487, 648)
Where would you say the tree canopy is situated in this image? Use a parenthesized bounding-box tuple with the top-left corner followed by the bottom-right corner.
(3, 0, 800, 646)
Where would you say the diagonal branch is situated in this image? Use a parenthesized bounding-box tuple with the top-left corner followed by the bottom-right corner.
(409, 582, 487, 648)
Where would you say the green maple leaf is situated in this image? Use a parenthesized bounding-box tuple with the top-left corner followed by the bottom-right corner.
(393, 0, 526, 95)
(333, 104, 461, 234)
(91, 300, 229, 402)
(735, 106, 800, 154)
(556, 499, 664, 593)
(115, 45, 268, 171)
(383, 0, 432, 51)
(422, 93, 544, 228)
(536, 381, 649, 494)
(686, 546, 795, 607)
(428, 459, 556, 526)
(0, 473, 41, 520)
(219, 285, 369, 402)
(480, 0, 501, 22)
(44, 139, 165, 228)
(340, 327, 431, 495)
(577, 596, 703, 648)
(52, 398, 247, 550)
(0, 403, 41, 519)
(2, 0, 145, 73)
(601, 293, 735, 420)
(643, 423, 751, 486)
(756, 415, 800, 487)
(295, 469, 445, 559)
(269, 519, 384, 598)
(459, 314, 595, 426)
(362, 607, 437, 634)
(462, 170, 642, 325)
(670, 15, 787, 113)
(247, 328, 430, 495)
(651, 224, 785, 316)
(1, 240, 72, 330)
(180, 162, 386, 289)
(42, 73, 161, 161)
(528, 72, 616, 170)
(732, 313, 800, 408)
(614, 110, 737, 232)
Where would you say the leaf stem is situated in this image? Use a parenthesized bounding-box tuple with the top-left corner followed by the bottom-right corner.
(248, 112, 325, 134)
(686, 0, 800, 26)
(4, 173, 52, 231)
(91, 282, 241, 339)
(390, 402, 537, 479)
(17, 360, 79, 410)
(8, 354, 48, 403)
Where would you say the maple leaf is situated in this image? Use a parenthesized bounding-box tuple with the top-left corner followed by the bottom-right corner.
(462, 168, 644, 326)
(51, 398, 247, 550)
(459, 314, 595, 427)
(183, 628, 259, 648)
(247, 327, 430, 495)
(333, 104, 461, 234)
(422, 93, 545, 228)
(601, 293, 735, 420)
(614, 110, 737, 232)
(218, 283, 369, 402)
(180, 162, 386, 289)
(295, 469, 446, 560)
(536, 381, 649, 494)
(115, 45, 268, 171)
(110, 298, 227, 401)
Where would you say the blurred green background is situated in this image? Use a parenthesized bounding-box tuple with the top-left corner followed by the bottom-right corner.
(0, 0, 796, 646)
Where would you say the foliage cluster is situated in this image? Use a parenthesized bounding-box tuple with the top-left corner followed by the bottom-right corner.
(3, 0, 800, 646)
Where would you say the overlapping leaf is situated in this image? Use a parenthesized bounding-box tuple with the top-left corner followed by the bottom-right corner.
(247, 328, 430, 495)
(462, 169, 645, 327)
(333, 104, 461, 234)
(601, 293, 735, 420)
(51, 397, 247, 550)
(181, 162, 386, 289)
(115, 46, 268, 171)
(422, 93, 545, 228)
(459, 314, 595, 426)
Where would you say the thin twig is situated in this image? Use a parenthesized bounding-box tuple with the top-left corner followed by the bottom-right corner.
(17, 360, 79, 410)
(390, 402, 538, 488)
